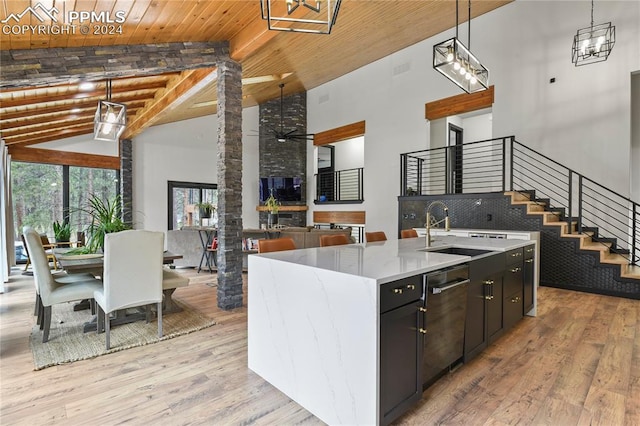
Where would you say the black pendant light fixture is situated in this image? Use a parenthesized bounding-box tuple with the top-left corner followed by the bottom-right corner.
(433, 0, 489, 94)
(260, 0, 341, 34)
(270, 83, 314, 143)
(94, 79, 126, 142)
(571, 0, 615, 66)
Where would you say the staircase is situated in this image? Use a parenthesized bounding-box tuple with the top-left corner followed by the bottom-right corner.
(399, 136, 640, 299)
(506, 190, 640, 282)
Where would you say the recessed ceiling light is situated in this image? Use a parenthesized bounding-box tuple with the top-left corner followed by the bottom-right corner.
(78, 82, 95, 91)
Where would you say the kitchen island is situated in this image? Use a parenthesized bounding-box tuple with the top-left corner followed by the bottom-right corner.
(248, 236, 536, 426)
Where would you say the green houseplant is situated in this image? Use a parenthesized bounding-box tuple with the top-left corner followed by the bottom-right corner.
(264, 192, 280, 228)
(69, 194, 130, 253)
(52, 220, 71, 243)
(196, 201, 215, 219)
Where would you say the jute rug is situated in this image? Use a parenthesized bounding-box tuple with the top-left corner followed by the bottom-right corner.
(30, 302, 216, 370)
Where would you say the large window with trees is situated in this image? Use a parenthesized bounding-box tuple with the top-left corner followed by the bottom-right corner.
(12, 161, 119, 248)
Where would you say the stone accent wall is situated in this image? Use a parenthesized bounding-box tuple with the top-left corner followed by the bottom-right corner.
(0, 41, 228, 88)
(119, 139, 133, 227)
(259, 91, 307, 227)
(216, 59, 244, 310)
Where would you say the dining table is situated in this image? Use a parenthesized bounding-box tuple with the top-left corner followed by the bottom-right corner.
(54, 249, 184, 332)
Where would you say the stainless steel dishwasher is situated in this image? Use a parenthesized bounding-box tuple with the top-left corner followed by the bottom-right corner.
(422, 264, 470, 388)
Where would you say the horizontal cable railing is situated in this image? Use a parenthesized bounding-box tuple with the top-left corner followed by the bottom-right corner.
(315, 167, 363, 202)
(400, 136, 639, 265)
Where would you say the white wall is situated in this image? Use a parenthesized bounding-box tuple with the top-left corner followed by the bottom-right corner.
(462, 113, 492, 143)
(334, 136, 364, 171)
(632, 73, 640, 202)
(36, 133, 119, 156)
(307, 0, 640, 237)
(132, 106, 260, 232)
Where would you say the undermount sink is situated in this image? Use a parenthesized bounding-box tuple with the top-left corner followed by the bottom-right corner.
(421, 247, 493, 257)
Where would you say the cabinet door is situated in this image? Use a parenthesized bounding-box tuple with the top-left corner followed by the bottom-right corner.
(464, 279, 487, 362)
(523, 256, 535, 314)
(380, 301, 423, 426)
(486, 273, 504, 343)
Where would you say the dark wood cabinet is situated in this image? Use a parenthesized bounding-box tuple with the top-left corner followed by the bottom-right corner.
(523, 246, 535, 314)
(379, 278, 424, 426)
(464, 254, 505, 362)
(503, 248, 524, 330)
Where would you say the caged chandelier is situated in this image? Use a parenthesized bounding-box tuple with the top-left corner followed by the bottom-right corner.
(571, 0, 615, 66)
(433, 0, 489, 94)
(260, 0, 341, 34)
(94, 79, 126, 142)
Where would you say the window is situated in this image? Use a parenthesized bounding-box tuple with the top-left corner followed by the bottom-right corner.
(168, 181, 218, 230)
(12, 162, 119, 259)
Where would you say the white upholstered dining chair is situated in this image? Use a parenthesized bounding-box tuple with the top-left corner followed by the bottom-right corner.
(23, 227, 103, 343)
(93, 230, 164, 350)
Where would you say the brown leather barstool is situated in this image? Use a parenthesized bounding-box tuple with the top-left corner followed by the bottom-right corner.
(320, 234, 350, 247)
(258, 237, 296, 253)
(400, 229, 418, 239)
(365, 231, 387, 242)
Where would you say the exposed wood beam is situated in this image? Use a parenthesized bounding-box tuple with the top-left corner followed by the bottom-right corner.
(425, 86, 495, 121)
(122, 68, 218, 139)
(229, 17, 281, 61)
(314, 121, 366, 146)
(0, 81, 167, 108)
(4, 124, 94, 146)
(0, 95, 152, 121)
(8, 146, 119, 169)
(1, 102, 146, 129)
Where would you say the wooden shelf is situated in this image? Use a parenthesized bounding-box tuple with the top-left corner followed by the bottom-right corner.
(256, 205, 308, 212)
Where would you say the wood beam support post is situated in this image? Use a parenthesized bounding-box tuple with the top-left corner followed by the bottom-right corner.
(216, 58, 244, 310)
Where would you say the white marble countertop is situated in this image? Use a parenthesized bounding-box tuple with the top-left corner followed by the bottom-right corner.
(254, 236, 535, 284)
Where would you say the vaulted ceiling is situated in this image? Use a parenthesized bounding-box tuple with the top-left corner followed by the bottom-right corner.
(0, 0, 511, 149)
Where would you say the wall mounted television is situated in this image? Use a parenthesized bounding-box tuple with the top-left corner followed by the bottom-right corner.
(259, 177, 302, 202)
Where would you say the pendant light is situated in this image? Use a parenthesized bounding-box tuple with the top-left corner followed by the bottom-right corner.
(260, 0, 341, 34)
(433, 0, 489, 94)
(571, 0, 615, 66)
(94, 79, 126, 142)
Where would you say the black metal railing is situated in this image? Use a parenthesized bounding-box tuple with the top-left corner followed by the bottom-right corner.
(400, 136, 639, 266)
(315, 167, 363, 203)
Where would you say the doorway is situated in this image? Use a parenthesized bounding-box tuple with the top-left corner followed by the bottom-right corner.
(317, 145, 335, 201)
(448, 124, 463, 194)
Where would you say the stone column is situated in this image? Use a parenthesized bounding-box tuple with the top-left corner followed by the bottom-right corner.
(119, 139, 133, 227)
(216, 59, 243, 310)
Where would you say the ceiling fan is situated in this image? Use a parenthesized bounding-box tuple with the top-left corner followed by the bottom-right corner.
(270, 83, 315, 143)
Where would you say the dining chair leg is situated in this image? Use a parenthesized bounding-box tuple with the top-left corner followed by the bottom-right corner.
(157, 302, 163, 338)
(42, 306, 52, 343)
(105, 310, 111, 350)
(36, 296, 43, 325)
(24, 258, 30, 272)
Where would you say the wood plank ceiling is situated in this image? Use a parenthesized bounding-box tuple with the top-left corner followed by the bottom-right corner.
(0, 0, 511, 149)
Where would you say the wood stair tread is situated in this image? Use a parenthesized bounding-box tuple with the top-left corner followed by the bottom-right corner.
(582, 241, 612, 251)
(600, 253, 629, 265)
(622, 265, 640, 279)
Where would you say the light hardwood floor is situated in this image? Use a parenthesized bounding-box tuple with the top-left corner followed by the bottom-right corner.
(1, 268, 638, 425)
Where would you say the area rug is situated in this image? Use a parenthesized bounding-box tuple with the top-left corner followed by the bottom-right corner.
(29, 302, 216, 370)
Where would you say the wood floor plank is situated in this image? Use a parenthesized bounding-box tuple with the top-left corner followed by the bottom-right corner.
(1, 270, 638, 425)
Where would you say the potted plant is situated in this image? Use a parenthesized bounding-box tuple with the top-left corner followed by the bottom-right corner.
(264, 192, 280, 228)
(196, 202, 215, 219)
(69, 194, 129, 253)
(53, 220, 71, 243)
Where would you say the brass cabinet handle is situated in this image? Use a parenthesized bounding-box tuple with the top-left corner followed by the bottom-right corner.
(511, 296, 521, 303)
(526, 248, 534, 253)
(419, 328, 427, 334)
(511, 252, 522, 257)
(393, 288, 403, 294)
(510, 267, 521, 273)
(418, 307, 427, 312)
(525, 259, 534, 264)
(406, 284, 416, 290)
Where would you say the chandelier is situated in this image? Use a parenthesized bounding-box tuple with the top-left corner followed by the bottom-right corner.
(93, 79, 126, 142)
(260, 0, 341, 34)
(571, 0, 615, 66)
(433, 0, 488, 94)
